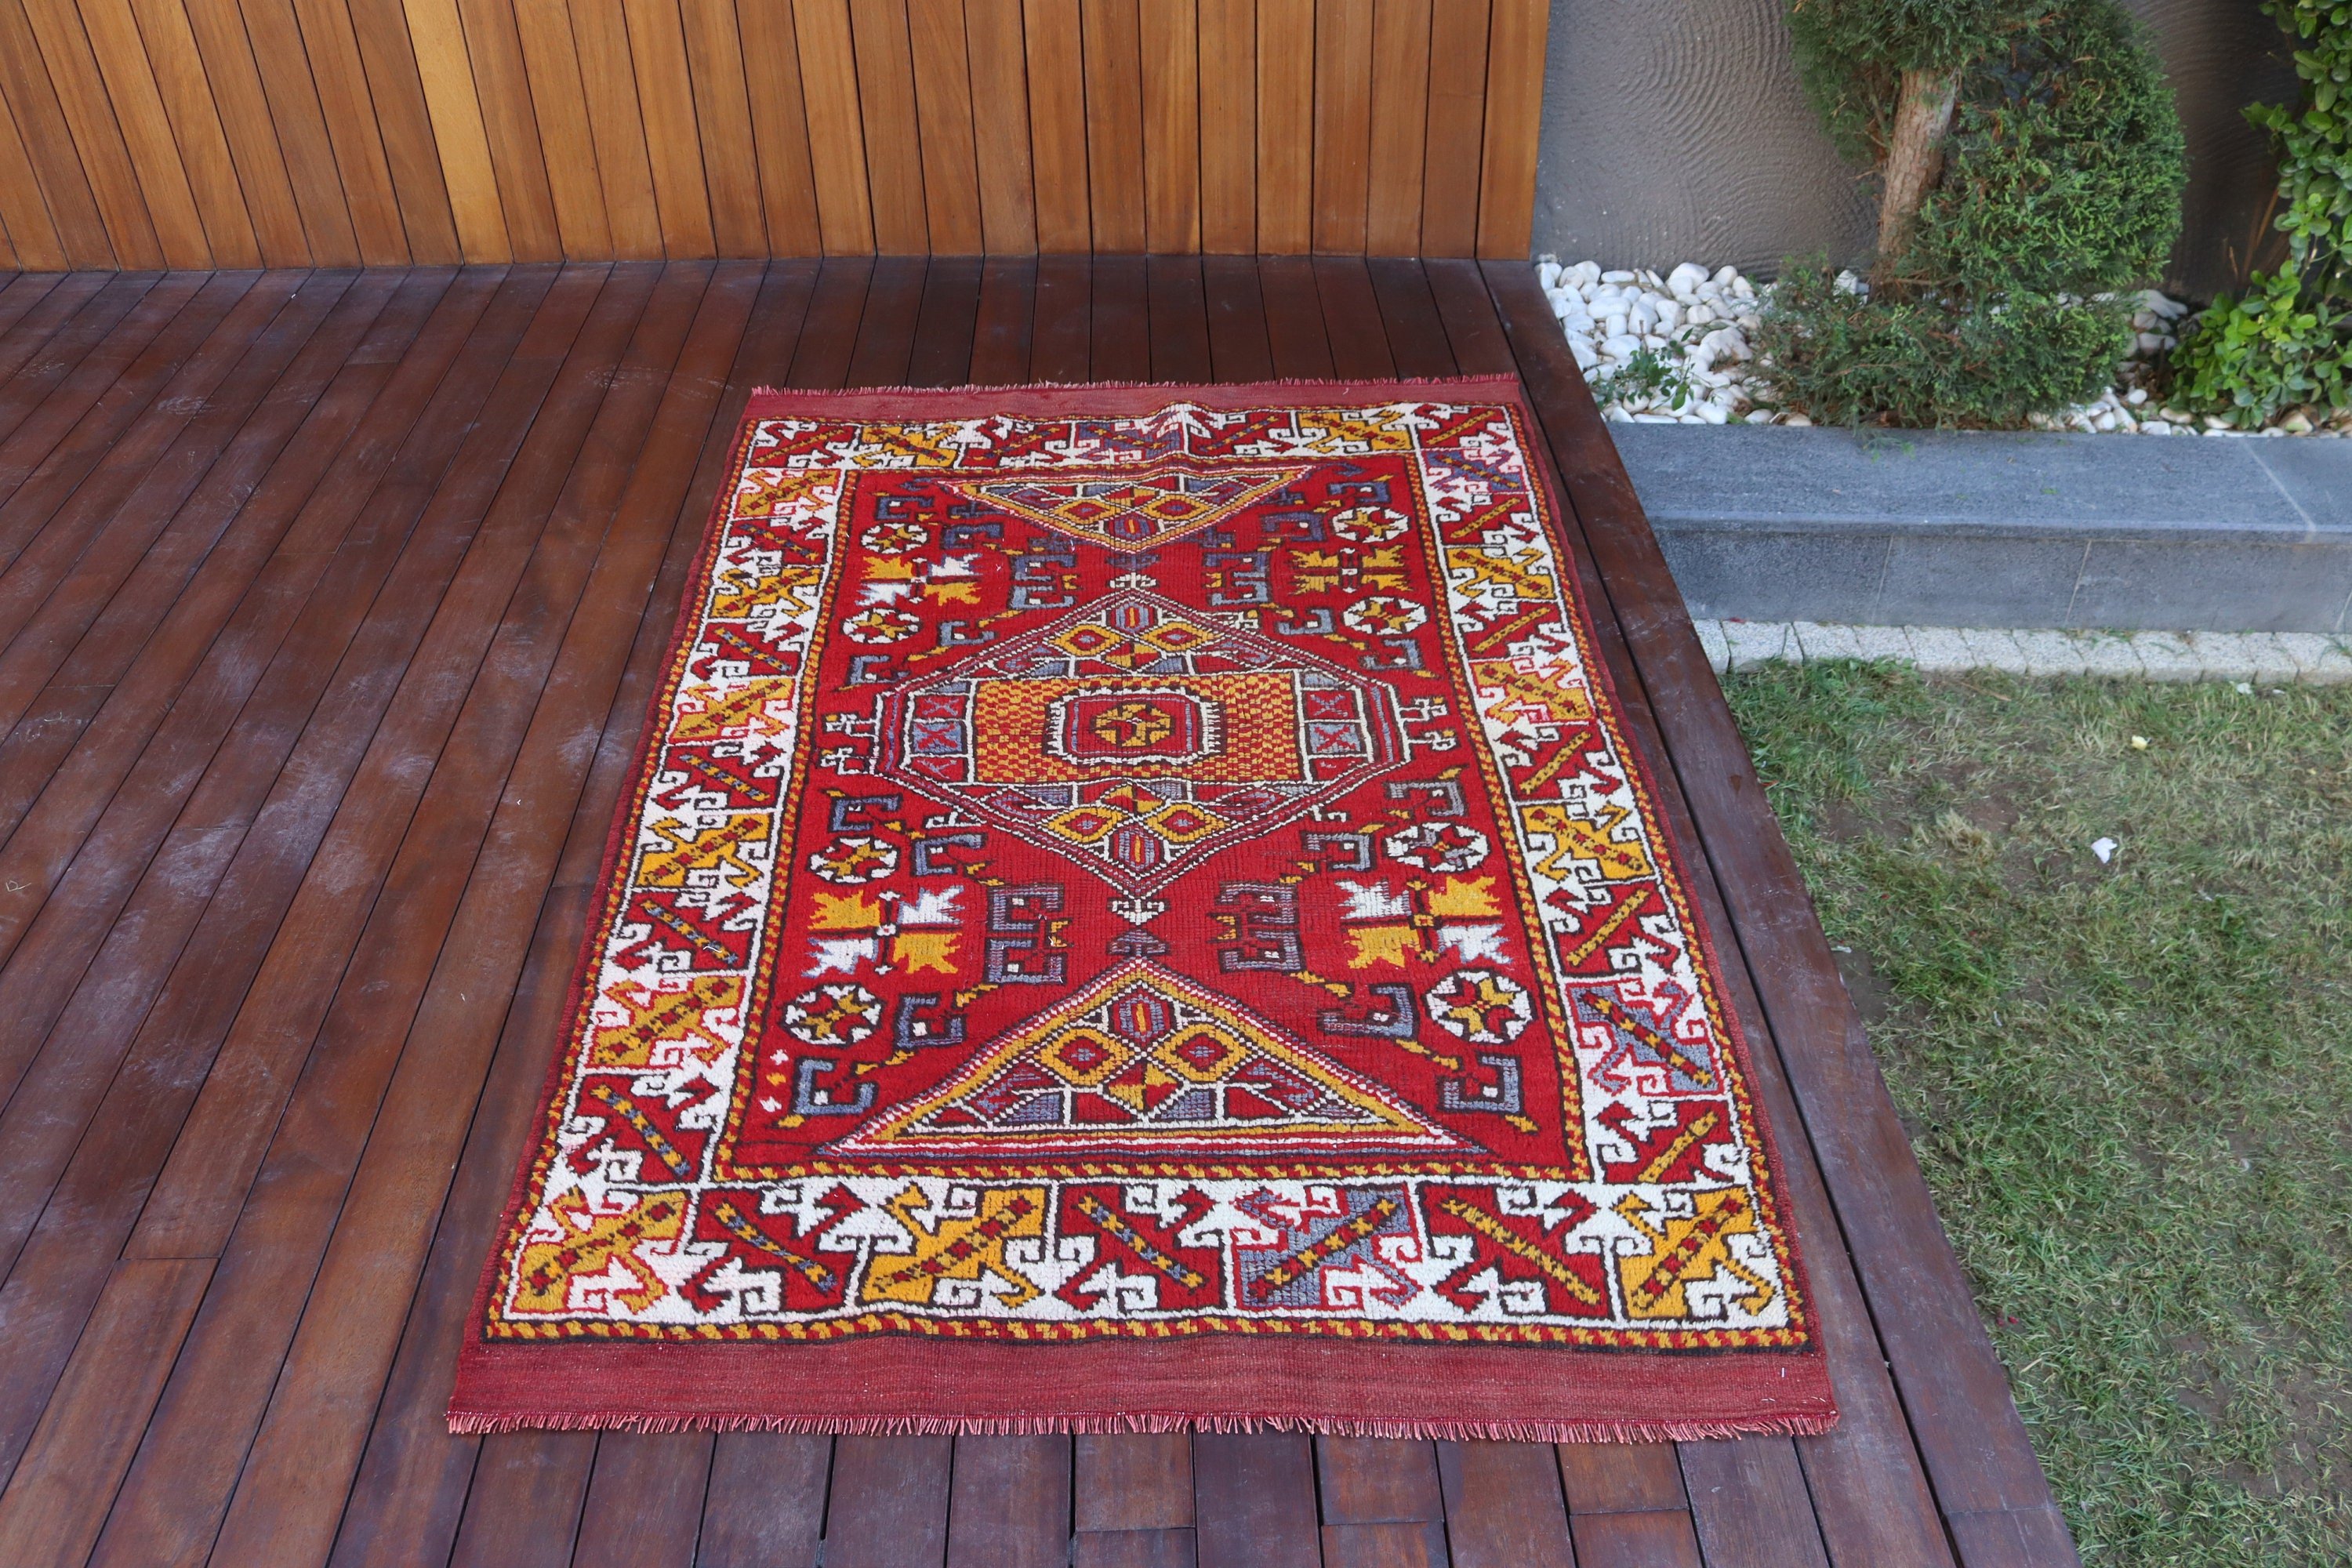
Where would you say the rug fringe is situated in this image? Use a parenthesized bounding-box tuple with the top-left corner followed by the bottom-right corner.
(448, 1409, 1833, 1443)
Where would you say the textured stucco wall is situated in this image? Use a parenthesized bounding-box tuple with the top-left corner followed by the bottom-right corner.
(1532, 0, 2297, 300)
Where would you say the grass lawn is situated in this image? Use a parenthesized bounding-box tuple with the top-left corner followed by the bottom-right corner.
(1722, 662, 2351, 1566)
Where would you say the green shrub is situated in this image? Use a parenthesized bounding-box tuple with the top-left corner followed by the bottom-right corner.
(1763, 0, 2185, 427)
(1755, 268, 2130, 427)
(2169, 0, 2352, 426)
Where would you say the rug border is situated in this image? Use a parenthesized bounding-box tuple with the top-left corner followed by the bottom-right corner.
(452, 373, 1838, 1438)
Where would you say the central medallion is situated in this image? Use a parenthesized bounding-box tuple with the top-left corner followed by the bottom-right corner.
(880, 591, 1405, 893)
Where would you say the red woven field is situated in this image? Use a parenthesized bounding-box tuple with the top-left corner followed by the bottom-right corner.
(452, 378, 1833, 1440)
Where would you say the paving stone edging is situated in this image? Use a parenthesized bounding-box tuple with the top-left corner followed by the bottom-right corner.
(1696, 621, 2352, 681)
(1621, 426, 2352, 634)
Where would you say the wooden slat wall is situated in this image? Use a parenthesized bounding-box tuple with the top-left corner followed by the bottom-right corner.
(0, 0, 1544, 267)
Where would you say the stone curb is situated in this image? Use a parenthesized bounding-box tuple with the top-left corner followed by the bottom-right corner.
(1695, 621, 2352, 683)
(1621, 426, 2352, 634)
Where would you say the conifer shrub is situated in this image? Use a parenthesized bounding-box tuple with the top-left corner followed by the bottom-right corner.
(1759, 0, 2186, 427)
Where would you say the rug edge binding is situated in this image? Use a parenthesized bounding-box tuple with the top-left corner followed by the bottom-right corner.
(445, 1410, 1836, 1441)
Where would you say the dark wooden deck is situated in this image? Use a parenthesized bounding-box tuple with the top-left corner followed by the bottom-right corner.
(0, 258, 2074, 1567)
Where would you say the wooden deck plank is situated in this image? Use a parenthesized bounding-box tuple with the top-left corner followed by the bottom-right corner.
(1077, 1434, 1192, 1531)
(0, 274, 219, 558)
(908, 253, 982, 387)
(1486, 257, 1966, 1568)
(0, 272, 376, 740)
(1437, 1441, 1573, 1568)
(568, 1432, 717, 1568)
(1316, 1437, 1444, 1526)
(0, 268, 470, 1126)
(826, 1436, 954, 1568)
(80, 265, 677, 1568)
(0, 273, 422, 1287)
(1029, 253, 1091, 382)
(947, 1434, 1071, 1568)
(1677, 1439, 1832, 1568)
(0, 276, 154, 454)
(969, 256, 1036, 385)
(696, 1432, 829, 1568)
(1089, 252, 1149, 382)
(1145, 253, 1209, 382)
(1254, 256, 1329, 378)
(0, 1257, 212, 1568)
(1199, 255, 1272, 383)
(1306, 256, 1391, 379)
(0, 274, 111, 403)
(0, 257, 2066, 1567)
(202, 263, 753, 1568)
(326, 260, 820, 1568)
(0, 270, 546, 1499)
(1193, 1433, 1318, 1568)
(845, 254, 927, 387)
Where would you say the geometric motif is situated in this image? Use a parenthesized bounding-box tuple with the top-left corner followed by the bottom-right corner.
(826, 960, 1471, 1160)
(462, 379, 1829, 1440)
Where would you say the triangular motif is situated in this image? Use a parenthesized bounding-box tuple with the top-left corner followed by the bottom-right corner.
(826, 961, 1473, 1160)
(942, 463, 1307, 547)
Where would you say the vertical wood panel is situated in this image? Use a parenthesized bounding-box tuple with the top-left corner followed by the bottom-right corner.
(572, 0, 665, 256)
(401, 0, 511, 258)
(455, 0, 563, 257)
(1022, 0, 1086, 251)
(1361, 0, 1425, 253)
(735, 0, 823, 252)
(130, 0, 271, 264)
(680, 0, 768, 255)
(1195, 0, 1250, 253)
(964, 0, 1034, 252)
(97, 0, 259, 263)
(1419, 0, 1486, 256)
(346, 0, 464, 260)
(0, 100, 67, 269)
(1252, 0, 1308, 253)
(792, 0, 875, 253)
(1475, 0, 1543, 258)
(0, 0, 1541, 265)
(622, 0, 717, 254)
(12, 0, 166, 265)
(1310, 0, 1370, 253)
(289, 0, 414, 260)
(203, 0, 358, 263)
(1080, 0, 1142, 252)
(908, 0, 983, 253)
(848, 0, 927, 252)
(1138, 0, 1194, 252)
(513, 0, 615, 254)
(0, 5, 106, 267)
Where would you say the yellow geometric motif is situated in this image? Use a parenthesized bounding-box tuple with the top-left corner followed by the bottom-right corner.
(637, 814, 771, 890)
(513, 1189, 687, 1315)
(590, 974, 743, 1069)
(1523, 801, 1655, 884)
(859, 1184, 1048, 1308)
(1613, 1189, 1774, 1319)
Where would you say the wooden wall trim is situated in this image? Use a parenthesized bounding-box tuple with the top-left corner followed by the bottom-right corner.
(0, 0, 1546, 263)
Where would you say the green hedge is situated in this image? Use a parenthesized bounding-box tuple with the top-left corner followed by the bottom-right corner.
(1763, 0, 2184, 427)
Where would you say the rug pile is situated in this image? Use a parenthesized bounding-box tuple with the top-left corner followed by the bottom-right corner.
(451, 378, 1834, 1439)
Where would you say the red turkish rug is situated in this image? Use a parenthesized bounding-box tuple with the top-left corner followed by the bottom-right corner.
(450, 377, 1836, 1440)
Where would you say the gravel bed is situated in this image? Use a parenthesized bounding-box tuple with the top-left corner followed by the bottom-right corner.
(1537, 258, 2350, 437)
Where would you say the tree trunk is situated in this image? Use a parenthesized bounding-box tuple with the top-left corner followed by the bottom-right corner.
(1875, 66, 1961, 281)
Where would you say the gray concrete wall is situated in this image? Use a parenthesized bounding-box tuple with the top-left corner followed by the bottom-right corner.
(1532, 0, 2298, 301)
